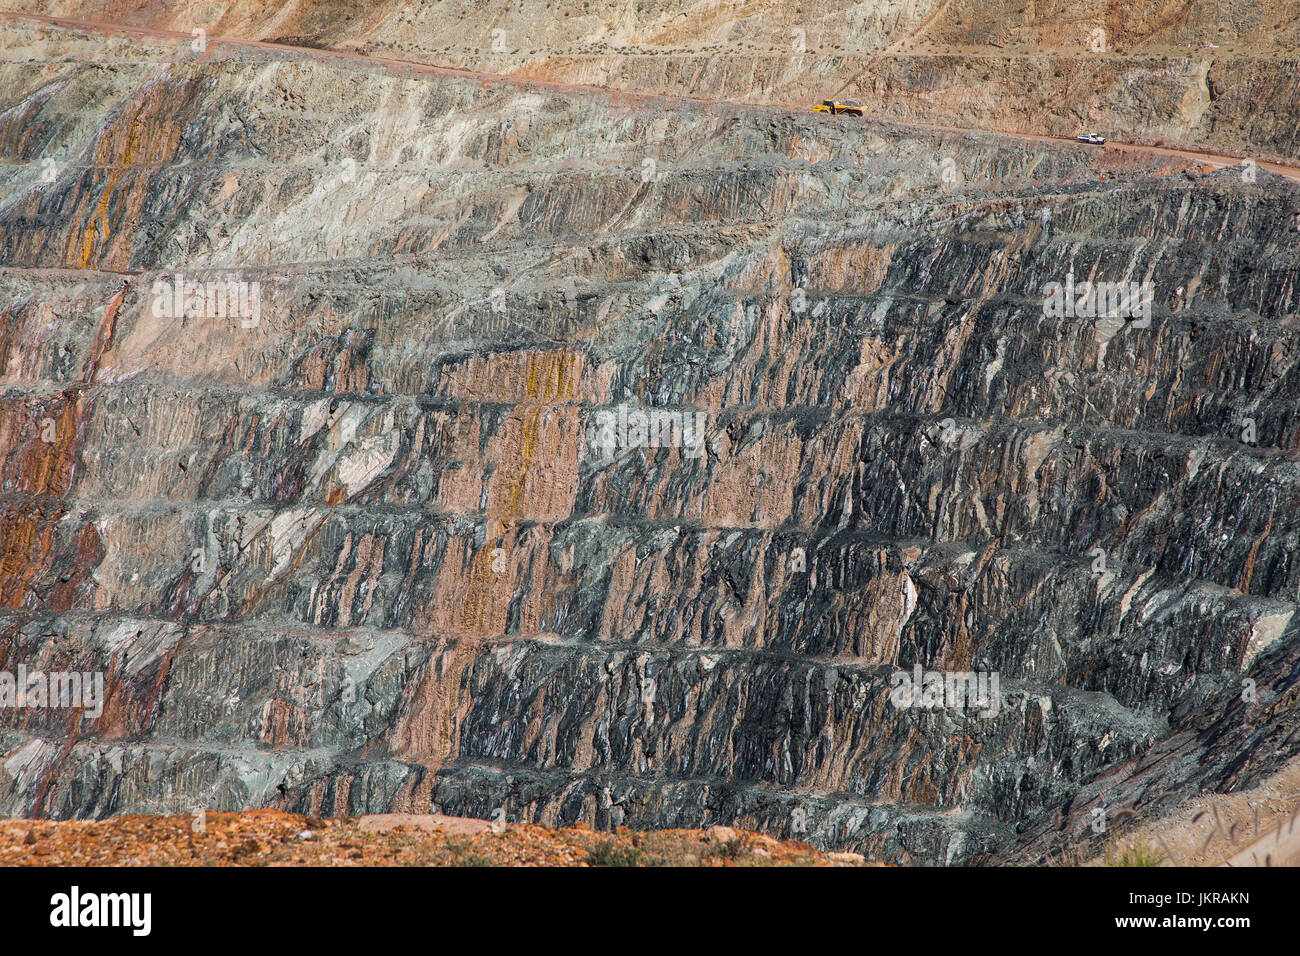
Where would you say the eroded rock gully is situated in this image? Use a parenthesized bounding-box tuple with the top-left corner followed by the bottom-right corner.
(1, 18, 1299, 865)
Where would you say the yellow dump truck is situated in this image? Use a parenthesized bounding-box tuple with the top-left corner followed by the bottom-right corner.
(814, 100, 863, 116)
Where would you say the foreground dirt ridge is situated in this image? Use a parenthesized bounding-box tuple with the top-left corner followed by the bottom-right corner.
(0, 811, 868, 866)
(2, 6, 1300, 868)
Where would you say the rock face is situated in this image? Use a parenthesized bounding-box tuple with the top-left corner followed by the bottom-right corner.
(9, 0, 1300, 164)
(1, 14, 1300, 865)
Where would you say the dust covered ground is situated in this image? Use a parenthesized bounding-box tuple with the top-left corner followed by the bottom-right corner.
(0, 811, 871, 867)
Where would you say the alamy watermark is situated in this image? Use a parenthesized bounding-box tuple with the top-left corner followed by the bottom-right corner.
(50, 886, 150, 936)
(1042, 271, 1152, 327)
(0, 666, 104, 719)
(590, 404, 707, 459)
(888, 664, 1001, 718)
(150, 272, 262, 328)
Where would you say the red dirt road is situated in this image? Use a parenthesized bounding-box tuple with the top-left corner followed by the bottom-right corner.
(7, 11, 1300, 183)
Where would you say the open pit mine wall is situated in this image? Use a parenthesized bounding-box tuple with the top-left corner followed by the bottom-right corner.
(1, 23, 1300, 865)
(7, 0, 1300, 166)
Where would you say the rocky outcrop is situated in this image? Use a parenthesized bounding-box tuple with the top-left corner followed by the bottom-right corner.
(9, 1, 1300, 163)
(1, 17, 1299, 865)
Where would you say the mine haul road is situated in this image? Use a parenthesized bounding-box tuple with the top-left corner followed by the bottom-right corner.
(7, 11, 1300, 186)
